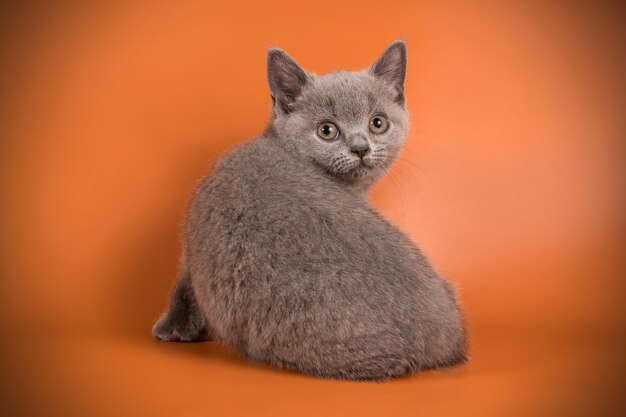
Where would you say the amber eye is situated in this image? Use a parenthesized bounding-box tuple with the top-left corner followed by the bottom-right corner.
(369, 115, 389, 134)
(316, 122, 339, 140)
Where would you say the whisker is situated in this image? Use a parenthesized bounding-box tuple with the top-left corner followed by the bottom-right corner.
(379, 165, 407, 226)
(390, 163, 421, 193)
(395, 156, 433, 183)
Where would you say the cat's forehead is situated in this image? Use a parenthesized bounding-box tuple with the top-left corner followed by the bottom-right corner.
(299, 71, 394, 121)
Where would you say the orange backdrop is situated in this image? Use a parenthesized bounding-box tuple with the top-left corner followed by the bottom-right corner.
(1, 2, 624, 416)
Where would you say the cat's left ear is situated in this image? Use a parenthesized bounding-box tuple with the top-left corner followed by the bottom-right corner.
(267, 48, 311, 113)
(369, 40, 407, 105)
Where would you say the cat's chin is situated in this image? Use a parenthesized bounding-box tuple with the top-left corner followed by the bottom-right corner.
(337, 164, 375, 182)
(320, 158, 382, 183)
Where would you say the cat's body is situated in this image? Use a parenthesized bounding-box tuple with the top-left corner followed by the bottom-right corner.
(153, 41, 467, 381)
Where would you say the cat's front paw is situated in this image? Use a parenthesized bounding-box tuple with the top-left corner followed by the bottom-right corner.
(151, 313, 209, 342)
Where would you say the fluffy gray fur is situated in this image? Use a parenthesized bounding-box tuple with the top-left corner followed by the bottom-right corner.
(152, 40, 467, 381)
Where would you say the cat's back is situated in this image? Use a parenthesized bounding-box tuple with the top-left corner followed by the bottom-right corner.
(186, 133, 423, 319)
(184, 135, 464, 379)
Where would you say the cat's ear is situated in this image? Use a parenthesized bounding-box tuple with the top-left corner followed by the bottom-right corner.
(369, 40, 407, 104)
(267, 48, 311, 113)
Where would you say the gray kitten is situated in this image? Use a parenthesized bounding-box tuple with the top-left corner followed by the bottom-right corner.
(152, 40, 467, 381)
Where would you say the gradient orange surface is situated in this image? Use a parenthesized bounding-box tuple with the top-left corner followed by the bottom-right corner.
(1, 2, 624, 416)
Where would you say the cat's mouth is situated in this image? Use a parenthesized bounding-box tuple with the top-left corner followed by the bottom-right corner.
(341, 159, 375, 179)
(326, 155, 383, 181)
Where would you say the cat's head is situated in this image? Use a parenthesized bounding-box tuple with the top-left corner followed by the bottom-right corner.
(266, 40, 409, 186)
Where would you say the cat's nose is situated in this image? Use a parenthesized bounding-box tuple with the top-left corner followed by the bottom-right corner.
(349, 137, 371, 159)
(351, 145, 370, 159)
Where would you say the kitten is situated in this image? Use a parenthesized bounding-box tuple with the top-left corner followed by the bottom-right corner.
(152, 40, 467, 381)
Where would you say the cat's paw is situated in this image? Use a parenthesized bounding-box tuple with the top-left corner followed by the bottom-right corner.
(151, 313, 209, 342)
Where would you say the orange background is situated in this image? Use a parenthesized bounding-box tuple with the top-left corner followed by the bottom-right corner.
(1, 2, 624, 416)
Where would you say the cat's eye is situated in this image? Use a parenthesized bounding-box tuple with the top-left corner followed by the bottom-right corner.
(369, 115, 389, 134)
(317, 122, 339, 140)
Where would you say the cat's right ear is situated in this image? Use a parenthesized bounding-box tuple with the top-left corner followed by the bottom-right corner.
(368, 40, 407, 105)
(267, 48, 310, 113)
